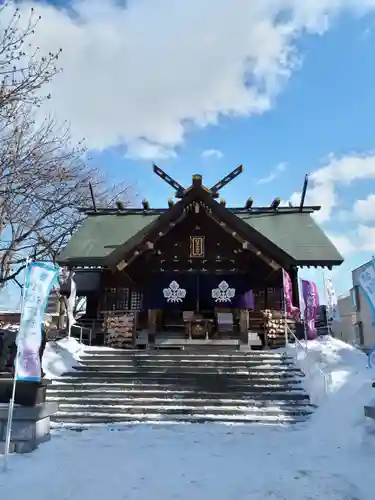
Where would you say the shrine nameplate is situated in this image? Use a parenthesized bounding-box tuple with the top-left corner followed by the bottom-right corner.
(189, 236, 205, 258)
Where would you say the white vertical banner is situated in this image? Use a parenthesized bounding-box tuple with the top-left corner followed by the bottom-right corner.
(357, 261, 375, 324)
(67, 272, 77, 333)
(16, 262, 58, 382)
(4, 260, 57, 469)
(325, 275, 340, 322)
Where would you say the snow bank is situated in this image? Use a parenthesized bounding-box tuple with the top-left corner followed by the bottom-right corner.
(42, 337, 83, 379)
(288, 336, 375, 446)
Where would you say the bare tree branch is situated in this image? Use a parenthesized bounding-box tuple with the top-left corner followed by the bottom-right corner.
(0, 2, 62, 116)
(0, 108, 133, 288)
(0, 3, 133, 289)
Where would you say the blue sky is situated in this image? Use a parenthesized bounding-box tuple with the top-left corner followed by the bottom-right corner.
(2, 0, 375, 309)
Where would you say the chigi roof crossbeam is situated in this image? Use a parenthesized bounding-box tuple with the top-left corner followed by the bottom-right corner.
(83, 165, 319, 214)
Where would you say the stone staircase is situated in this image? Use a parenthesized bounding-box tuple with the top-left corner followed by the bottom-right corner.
(47, 349, 315, 425)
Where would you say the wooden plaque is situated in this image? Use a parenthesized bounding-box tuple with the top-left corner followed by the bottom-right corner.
(189, 236, 205, 258)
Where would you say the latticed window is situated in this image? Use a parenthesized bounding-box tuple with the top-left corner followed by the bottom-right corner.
(130, 291, 143, 311)
(104, 288, 117, 310)
(117, 288, 130, 310)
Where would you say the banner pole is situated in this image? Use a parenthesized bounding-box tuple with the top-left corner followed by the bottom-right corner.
(3, 258, 30, 471)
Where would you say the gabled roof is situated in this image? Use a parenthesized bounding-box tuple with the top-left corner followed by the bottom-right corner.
(237, 212, 342, 265)
(57, 213, 159, 266)
(57, 184, 344, 269)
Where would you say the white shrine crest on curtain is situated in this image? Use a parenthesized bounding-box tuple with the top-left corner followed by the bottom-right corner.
(163, 280, 187, 303)
(212, 281, 235, 303)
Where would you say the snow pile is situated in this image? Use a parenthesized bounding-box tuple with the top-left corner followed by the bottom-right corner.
(288, 336, 375, 445)
(42, 337, 83, 379)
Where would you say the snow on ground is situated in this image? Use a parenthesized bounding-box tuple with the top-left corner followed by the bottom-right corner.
(0, 336, 375, 499)
(42, 338, 83, 379)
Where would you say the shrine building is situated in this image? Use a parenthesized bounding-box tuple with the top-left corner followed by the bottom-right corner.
(57, 165, 343, 350)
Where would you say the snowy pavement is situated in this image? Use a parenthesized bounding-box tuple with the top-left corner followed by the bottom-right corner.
(0, 337, 375, 499)
(1, 422, 375, 500)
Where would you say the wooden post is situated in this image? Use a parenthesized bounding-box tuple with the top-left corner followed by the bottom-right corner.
(239, 309, 248, 343)
(290, 266, 300, 308)
(147, 309, 157, 347)
(148, 310, 157, 333)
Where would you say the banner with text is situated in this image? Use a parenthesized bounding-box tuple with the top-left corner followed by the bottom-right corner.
(67, 273, 77, 329)
(357, 261, 375, 324)
(301, 279, 320, 340)
(282, 269, 299, 319)
(325, 276, 340, 323)
(17, 262, 58, 382)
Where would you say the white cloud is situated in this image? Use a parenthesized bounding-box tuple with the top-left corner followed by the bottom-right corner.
(290, 154, 375, 223)
(6, 0, 375, 158)
(201, 149, 224, 159)
(353, 194, 375, 222)
(328, 225, 375, 256)
(356, 224, 375, 251)
(125, 139, 177, 160)
(257, 162, 286, 184)
(327, 233, 357, 256)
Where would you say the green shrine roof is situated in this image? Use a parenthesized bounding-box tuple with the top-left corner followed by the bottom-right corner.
(58, 209, 343, 268)
(57, 213, 160, 265)
(236, 212, 342, 264)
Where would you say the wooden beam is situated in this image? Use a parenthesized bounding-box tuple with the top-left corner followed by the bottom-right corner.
(153, 164, 186, 197)
(113, 211, 187, 270)
(210, 165, 244, 196)
(299, 174, 309, 212)
(116, 260, 127, 271)
(206, 210, 280, 270)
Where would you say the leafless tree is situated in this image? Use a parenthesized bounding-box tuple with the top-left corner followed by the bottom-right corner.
(0, 107, 132, 289)
(0, 2, 62, 115)
(0, 3, 132, 290)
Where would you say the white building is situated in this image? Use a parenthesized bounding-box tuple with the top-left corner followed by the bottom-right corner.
(330, 259, 375, 349)
(331, 294, 356, 345)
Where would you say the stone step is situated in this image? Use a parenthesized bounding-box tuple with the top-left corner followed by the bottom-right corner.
(81, 352, 293, 362)
(53, 403, 314, 416)
(78, 360, 296, 369)
(51, 411, 309, 425)
(61, 372, 302, 381)
(55, 374, 303, 386)
(47, 396, 315, 408)
(50, 386, 304, 397)
(65, 367, 302, 376)
(72, 367, 304, 380)
(48, 387, 309, 400)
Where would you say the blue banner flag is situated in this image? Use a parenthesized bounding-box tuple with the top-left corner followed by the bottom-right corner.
(16, 262, 58, 382)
